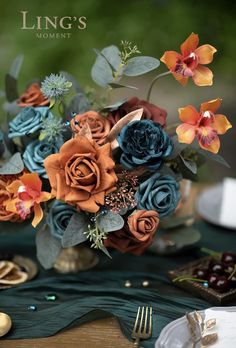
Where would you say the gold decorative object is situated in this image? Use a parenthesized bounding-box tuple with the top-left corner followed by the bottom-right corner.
(0, 312, 12, 337)
(0, 256, 38, 289)
(186, 311, 218, 348)
(142, 280, 149, 287)
(54, 245, 99, 273)
(124, 280, 132, 288)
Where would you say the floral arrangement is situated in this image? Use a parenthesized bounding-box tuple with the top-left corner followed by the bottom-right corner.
(0, 33, 232, 268)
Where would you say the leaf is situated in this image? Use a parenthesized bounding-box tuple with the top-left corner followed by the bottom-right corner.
(201, 333, 218, 346)
(108, 83, 137, 90)
(62, 212, 89, 247)
(160, 215, 194, 230)
(65, 93, 91, 117)
(0, 152, 24, 175)
(5, 74, 18, 102)
(91, 45, 121, 87)
(101, 100, 126, 112)
(180, 155, 197, 174)
(36, 225, 62, 269)
(167, 135, 188, 159)
(60, 71, 84, 94)
(196, 148, 230, 168)
(9, 55, 24, 79)
(123, 56, 160, 76)
(105, 108, 143, 147)
(97, 211, 124, 233)
(205, 318, 216, 329)
(78, 122, 93, 141)
(100, 245, 112, 259)
(3, 101, 21, 116)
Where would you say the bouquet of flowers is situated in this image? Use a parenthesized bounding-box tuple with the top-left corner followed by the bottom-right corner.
(0, 33, 232, 269)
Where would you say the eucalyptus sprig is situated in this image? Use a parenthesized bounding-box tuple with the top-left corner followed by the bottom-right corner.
(84, 215, 108, 250)
(120, 40, 141, 65)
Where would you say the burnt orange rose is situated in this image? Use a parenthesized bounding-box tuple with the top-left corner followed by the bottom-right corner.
(105, 210, 159, 255)
(108, 97, 167, 127)
(18, 83, 49, 107)
(70, 111, 111, 145)
(44, 136, 117, 213)
(0, 177, 21, 222)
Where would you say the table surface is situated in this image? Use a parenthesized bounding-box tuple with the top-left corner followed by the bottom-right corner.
(1, 184, 206, 348)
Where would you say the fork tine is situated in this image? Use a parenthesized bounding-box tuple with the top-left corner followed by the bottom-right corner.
(133, 306, 141, 334)
(138, 306, 145, 333)
(148, 307, 153, 335)
(144, 306, 149, 333)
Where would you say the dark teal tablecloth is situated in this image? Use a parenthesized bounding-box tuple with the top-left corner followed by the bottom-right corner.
(0, 221, 236, 347)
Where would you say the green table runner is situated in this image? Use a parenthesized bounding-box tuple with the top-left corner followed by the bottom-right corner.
(0, 221, 236, 347)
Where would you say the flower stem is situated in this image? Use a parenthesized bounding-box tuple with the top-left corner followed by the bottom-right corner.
(146, 71, 171, 102)
(201, 247, 221, 258)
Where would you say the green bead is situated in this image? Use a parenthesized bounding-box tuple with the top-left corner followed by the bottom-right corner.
(45, 294, 57, 301)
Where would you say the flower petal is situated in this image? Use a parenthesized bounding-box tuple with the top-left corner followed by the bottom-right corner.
(178, 105, 199, 125)
(200, 98, 222, 113)
(37, 191, 52, 203)
(192, 65, 213, 86)
(212, 114, 232, 134)
(198, 134, 220, 154)
(181, 33, 199, 56)
(6, 180, 21, 194)
(160, 51, 182, 70)
(172, 72, 188, 86)
(176, 124, 196, 144)
(195, 44, 217, 64)
(20, 173, 42, 194)
(32, 203, 43, 227)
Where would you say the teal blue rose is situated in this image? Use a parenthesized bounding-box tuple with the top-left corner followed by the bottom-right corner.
(47, 200, 76, 240)
(117, 120, 173, 170)
(135, 173, 181, 218)
(8, 106, 53, 138)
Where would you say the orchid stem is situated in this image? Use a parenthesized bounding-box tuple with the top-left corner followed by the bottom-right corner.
(147, 71, 171, 102)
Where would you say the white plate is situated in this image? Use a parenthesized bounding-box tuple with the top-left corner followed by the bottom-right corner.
(196, 184, 236, 230)
(155, 306, 236, 348)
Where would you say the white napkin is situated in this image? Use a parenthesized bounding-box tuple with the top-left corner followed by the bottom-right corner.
(204, 309, 236, 347)
(220, 177, 236, 228)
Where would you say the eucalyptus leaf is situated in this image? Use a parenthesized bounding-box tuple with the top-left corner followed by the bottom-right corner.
(9, 55, 24, 79)
(108, 83, 137, 90)
(60, 71, 83, 93)
(62, 212, 89, 247)
(0, 152, 24, 175)
(123, 56, 160, 76)
(160, 215, 194, 230)
(100, 245, 112, 259)
(97, 211, 124, 233)
(36, 225, 62, 270)
(65, 93, 91, 117)
(5, 74, 18, 102)
(101, 100, 126, 112)
(180, 155, 197, 174)
(91, 45, 121, 87)
(196, 148, 230, 168)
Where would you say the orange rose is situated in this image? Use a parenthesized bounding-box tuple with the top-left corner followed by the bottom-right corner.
(70, 111, 111, 145)
(105, 210, 159, 255)
(44, 136, 117, 213)
(18, 83, 49, 107)
(0, 177, 21, 222)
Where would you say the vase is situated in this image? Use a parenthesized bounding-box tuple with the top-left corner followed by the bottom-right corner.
(53, 245, 99, 274)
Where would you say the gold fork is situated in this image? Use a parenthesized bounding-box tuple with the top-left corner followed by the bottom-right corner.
(132, 306, 153, 347)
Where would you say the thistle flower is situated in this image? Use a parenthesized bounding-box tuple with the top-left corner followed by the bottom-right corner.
(41, 73, 72, 100)
(39, 117, 65, 145)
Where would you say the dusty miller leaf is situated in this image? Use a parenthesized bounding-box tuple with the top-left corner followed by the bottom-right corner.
(36, 225, 62, 269)
(0, 152, 24, 175)
(62, 212, 89, 247)
(123, 56, 160, 76)
(97, 211, 124, 233)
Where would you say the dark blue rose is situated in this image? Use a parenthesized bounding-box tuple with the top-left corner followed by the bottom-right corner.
(135, 173, 181, 218)
(8, 106, 53, 138)
(47, 200, 76, 240)
(117, 120, 173, 170)
(23, 139, 61, 178)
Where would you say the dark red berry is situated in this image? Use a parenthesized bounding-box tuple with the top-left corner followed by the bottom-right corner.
(193, 268, 208, 280)
(209, 261, 224, 274)
(210, 275, 230, 293)
(230, 276, 236, 288)
(221, 252, 236, 264)
(208, 273, 219, 287)
(224, 262, 235, 274)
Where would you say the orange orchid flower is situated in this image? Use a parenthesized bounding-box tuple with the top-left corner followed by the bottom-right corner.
(176, 98, 232, 154)
(160, 33, 217, 86)
(5, 172, 51, 227)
